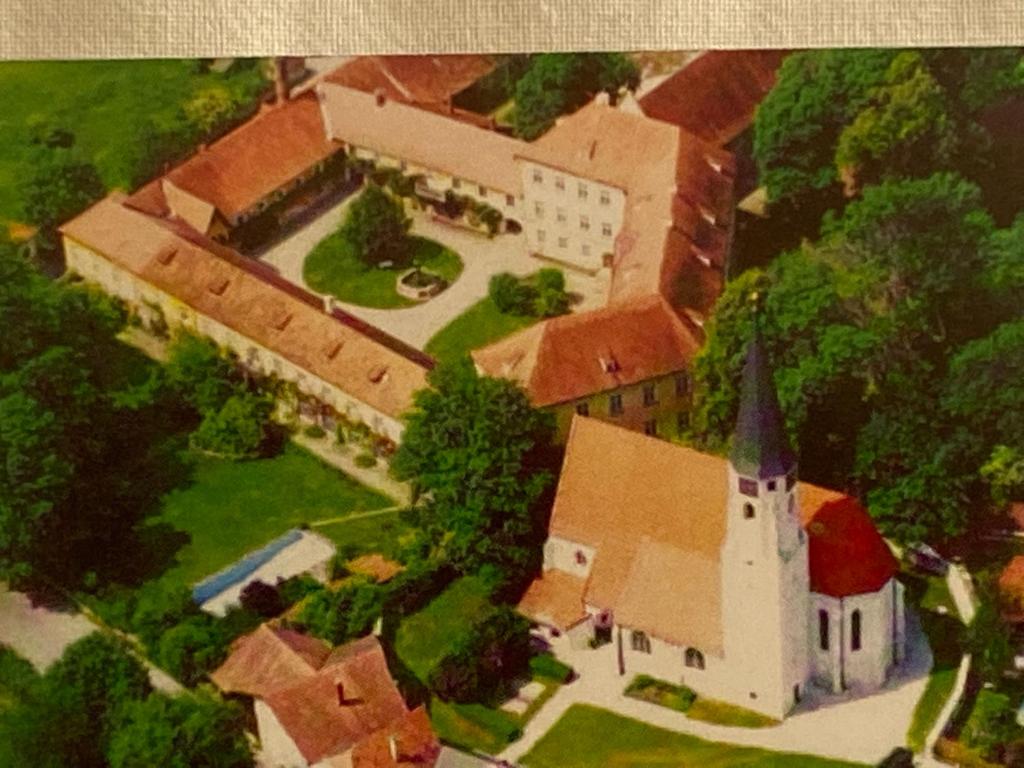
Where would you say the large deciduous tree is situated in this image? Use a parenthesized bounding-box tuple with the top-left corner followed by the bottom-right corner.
(340, 184, 411, 267)
(513, 53, 639, 140)
(392, 360, 556, 577)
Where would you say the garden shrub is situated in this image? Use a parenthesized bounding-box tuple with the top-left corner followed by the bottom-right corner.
(190, 392, 273, 459)
(277, 573, 323, 607)
(488, 272, 535, 314)
(529, 653, 573, 682)
(354, 451, 377, 468)
(239, 579, 285, 618)
(303, 423, 326, 439)
(295, 576, 384, 644)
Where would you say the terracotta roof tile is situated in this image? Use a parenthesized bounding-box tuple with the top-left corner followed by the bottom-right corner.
(319, 83, 523, 195)
(517, 570, 589, 630)
(210, 624, 331, 697)
(472, 294, 702, 407)
(999, 555, 1024, 622)
(325, 55, 494, 107)
(639, 50, 788, 145)
(350, 706, 441, 767)
(61, 196, 431, 421)
(544, 417, 900, 646)
(127, 93, 342, 222)
(263, 635, 409, 765)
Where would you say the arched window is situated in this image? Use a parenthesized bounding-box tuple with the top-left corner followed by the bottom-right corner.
(851, 609, 862, 652)
(743, 503, 755, 520)
(574, 550, 587, 566)
(684, 647, 705, 670)
(818, 609, 829, 651)
(631, 631, 651, 654)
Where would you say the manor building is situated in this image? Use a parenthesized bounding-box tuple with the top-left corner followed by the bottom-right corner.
(518, 335, 906, 720)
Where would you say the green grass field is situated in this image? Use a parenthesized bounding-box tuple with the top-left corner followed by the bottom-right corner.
(0, 59, 266, 223)
(394, 575, 493, 680)
(425, 295, 536, 364)
(521, 705, 867, 768)
(143, 443, 391, 589)
(304, 233, 463, 309)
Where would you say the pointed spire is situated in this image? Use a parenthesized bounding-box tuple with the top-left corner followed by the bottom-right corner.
(730, 307, 796, 479)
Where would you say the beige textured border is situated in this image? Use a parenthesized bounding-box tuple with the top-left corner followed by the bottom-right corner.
(0, 0, 1022, 60)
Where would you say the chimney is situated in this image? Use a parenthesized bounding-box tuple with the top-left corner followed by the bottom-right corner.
(274, 57, 289, 105)
(388, 733, 399, 761)
(374, 88, 387, 108)
(335, 682, 346, 706)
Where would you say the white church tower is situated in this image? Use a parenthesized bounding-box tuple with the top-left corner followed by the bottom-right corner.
(720, 330, 811, 719)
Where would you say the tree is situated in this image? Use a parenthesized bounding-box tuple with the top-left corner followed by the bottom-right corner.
(835, 52, 960, 193)
(428, 606, 531, 703)
(107, 692, 252, 768)
(488, 272, 535, 314)
(513, 53, 640, 140)
(296, 576, 382, 644)
(183, 85, 237, 136)
(165, 332, 239, 414)
(156, 616, 230, 687)
(340, 184, 411, 267)
(754, 49, 897, 206)
(190, 392, 272, 459)
(392, 360, 556, 575)
(24, 141, 105, 237)
(42, 633, 151, 767)
(239, 579, 285, 617)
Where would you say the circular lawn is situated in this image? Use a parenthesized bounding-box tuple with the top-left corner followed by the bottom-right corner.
(303, 233, 463, 309)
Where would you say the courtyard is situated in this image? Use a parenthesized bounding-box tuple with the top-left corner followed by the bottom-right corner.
(257, 187, 609, 350)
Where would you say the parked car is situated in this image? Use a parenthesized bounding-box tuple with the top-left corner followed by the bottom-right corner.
(906, 542, 949, 576)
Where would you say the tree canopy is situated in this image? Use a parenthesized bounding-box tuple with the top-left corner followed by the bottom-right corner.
(340, 183, 411, 267)
(392, 360, 557, 577)
(513, 53, 639, 140)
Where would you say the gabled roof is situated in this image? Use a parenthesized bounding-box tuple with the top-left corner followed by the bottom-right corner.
(210, 624, 331, 697)
(126, 93, 342, 223)
(262, 635, 409, 765)
(638, 50, 788, 145)
(472, 294, 702, 407)
(61, 195, 431, 421)
(318, 82, 523, 195)
(522, 417, 899, 642)
(517, 569, 589, 630)
(349, 706, 441, 767)
(324, 55, 494, 107)
(730, 332, 797, 479)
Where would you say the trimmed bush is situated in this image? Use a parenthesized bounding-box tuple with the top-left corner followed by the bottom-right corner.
(303, 423, 326, 439)
(354, 451, 377, 468)
(239, 579, 285, 618)
(529, 653, 573, 682)
(488, 272, 535, 314)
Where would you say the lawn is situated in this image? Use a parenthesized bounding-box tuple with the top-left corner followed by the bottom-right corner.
(313, 510, 411, 562)
(304, 233, 463, 309)
(0, 59, 266, 223)
(143, 443, 392, 590)
(425, 295, 536, 364)
(520, 705, 867, 768)
(394, 574, 494, 681)
(903, 571, 965, 752)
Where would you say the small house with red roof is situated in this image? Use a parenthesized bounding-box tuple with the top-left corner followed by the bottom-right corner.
(518, 334, 905, 720)
(212, 627, 457, 767)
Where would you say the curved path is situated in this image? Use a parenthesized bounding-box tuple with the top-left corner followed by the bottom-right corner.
(258, 196, 608, 350)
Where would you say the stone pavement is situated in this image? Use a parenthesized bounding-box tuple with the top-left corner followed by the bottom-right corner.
(500, 611, 933, 766)
(258, 197, 610, 351)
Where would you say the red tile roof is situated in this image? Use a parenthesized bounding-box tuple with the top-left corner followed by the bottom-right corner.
(211, 624, 331, 698)
(799, 485, 899, 598)
(472, 294, 703, 407)
(638, 50, 788, 146)
(999, 555, 1024, 623)
(349, 706, 441, 767)
(126, 93, 342, 223)
(325, 55, 495, 107)
(262, 635, 409, 765)
(526, 417, 899, 641)
(61, 195, 431, 421)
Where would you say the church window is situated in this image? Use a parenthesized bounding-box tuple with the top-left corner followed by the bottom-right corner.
(576, 401, 589, 416)
(851, 610, 862, 651)
(574, 550, 587, 566)
(818, 610, 829, 650)
(743, 503, 755, 520)
(609, 393, 623, 416)
(631, 631, 651, 654)
(767, 480, 777, 491)
(684, 647, 705, 669)
(738, 477, 759, 497)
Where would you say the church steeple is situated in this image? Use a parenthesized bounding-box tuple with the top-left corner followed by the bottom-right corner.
(730, 329, 796, 480)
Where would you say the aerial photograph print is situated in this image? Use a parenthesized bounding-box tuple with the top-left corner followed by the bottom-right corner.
(1, 35, 1024, 768)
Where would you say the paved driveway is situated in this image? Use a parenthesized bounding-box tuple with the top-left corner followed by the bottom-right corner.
(258, 197, 610, 350)
(501, 610, 932, 766)
(0, 586, 94, 670)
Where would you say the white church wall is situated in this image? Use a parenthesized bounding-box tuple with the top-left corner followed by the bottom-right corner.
(617, 626, 734, 703)
(543, 536, 595, 578)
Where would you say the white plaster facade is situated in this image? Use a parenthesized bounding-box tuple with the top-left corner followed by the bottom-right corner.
(518, 159, 625, 273)
(64, 238, 407, 443)
(254, 699, 312, 768)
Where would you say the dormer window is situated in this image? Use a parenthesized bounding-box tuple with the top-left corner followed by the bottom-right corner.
(208, 277, 230, 296)
(600, 356, 620, 373)
(368, 365, 388, 383)
(574, 550, 587, 566)
(272, 313, 293, 331)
